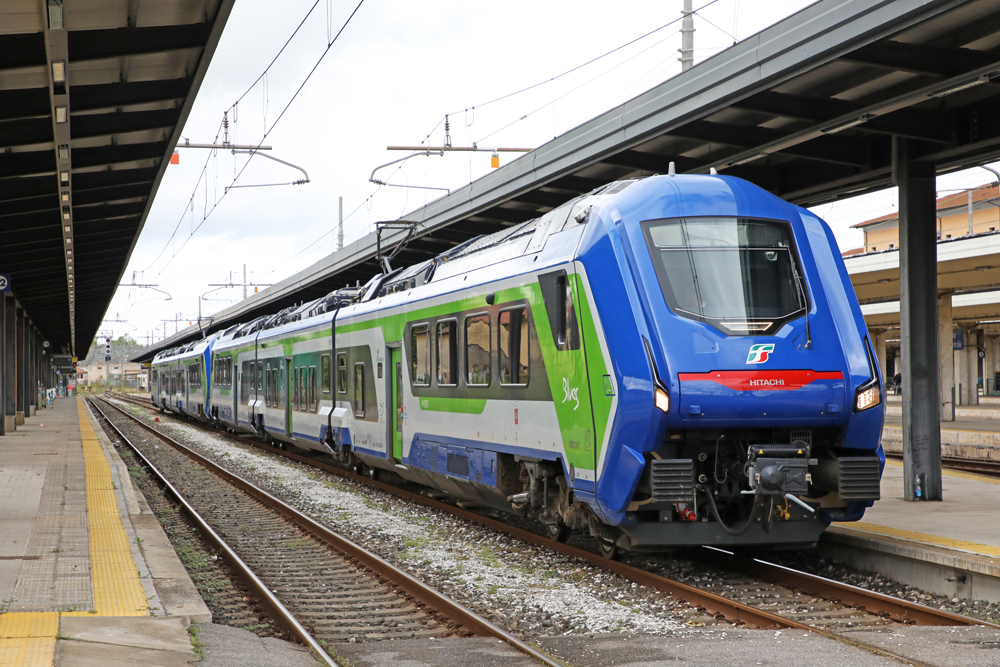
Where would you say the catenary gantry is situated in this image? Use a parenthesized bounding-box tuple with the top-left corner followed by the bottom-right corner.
(140, 0, 1000, 502)
(0, 0, 234, 358)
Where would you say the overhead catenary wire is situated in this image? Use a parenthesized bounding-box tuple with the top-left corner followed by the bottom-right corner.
(475, 27, 682, 145)
(148, 0, 367, 283)
(448, 0, 722, 117)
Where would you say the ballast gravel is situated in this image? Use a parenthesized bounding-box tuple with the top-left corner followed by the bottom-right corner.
(112, 400, 691, 638)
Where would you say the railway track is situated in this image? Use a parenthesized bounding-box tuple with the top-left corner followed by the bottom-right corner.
(107, 393, 1000, 666)
(883, 451, 1000, 478)
(89, 397, 562, 667)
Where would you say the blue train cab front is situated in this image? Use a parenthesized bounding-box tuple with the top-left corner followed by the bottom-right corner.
(579, 174, 885, 548)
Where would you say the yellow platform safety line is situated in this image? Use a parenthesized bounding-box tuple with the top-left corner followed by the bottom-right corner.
(0, 401, 150, 666)
(77, 397, 148, 617)
(848, 522, 1000, 559)
(883, 457, 1000, 485)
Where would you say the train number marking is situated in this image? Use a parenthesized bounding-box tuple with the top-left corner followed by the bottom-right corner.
(562, 377, 580, 411)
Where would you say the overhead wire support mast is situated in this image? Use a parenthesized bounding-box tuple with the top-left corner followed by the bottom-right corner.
(370, 145, 533, 191)
(176, 140, 310, 191)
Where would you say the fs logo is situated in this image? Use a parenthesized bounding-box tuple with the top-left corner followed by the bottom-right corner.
(746, 343, 775, 364)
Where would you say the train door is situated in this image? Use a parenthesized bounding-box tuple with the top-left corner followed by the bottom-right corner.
(284, 357, 292, 438)
(542, 267, 599, 479)
(391, 347, 402, 462)
(232, 358, 238, 424)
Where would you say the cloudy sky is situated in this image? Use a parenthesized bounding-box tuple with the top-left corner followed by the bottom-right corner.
(105, 0, 1000, 346)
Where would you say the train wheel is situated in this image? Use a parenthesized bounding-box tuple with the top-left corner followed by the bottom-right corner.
(364, 466, 381, 481)
(598, 538, 622, 561)
(544, 523, 569, 543)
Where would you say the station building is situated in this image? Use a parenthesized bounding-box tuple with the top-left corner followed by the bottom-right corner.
(848, 180, 1000, 417)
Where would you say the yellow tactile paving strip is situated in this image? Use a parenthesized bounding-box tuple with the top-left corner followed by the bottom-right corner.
(848, 521, 1000, 559)
(0, 398, 148, 666)
(77, 398, 148, 617)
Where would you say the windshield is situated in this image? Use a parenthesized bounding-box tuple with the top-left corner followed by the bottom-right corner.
(643, 217, 806, 335)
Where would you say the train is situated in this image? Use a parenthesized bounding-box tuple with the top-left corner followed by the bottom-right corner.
(151, 173, 885, 558)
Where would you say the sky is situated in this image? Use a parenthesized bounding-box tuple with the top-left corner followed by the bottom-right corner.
(104, 0, 1000, 347)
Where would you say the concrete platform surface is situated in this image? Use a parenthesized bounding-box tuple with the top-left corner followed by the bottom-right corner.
(822, 459, 1000, 603)
(535, 628, 1000, 667)
(55, 616, 195, 667)
(849, 460, 1000, 554)
(190, 623, 320, 667)
(0, 397, 209, 666)
(334, 629, 1000, 667)
(333, 637, 538, 667)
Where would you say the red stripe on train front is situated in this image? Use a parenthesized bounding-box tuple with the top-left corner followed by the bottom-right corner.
(677, 370, 844, 391)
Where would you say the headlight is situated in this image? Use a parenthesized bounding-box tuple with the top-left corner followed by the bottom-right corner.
(654, 387, 670, 413)
(854, 381, 881, 412)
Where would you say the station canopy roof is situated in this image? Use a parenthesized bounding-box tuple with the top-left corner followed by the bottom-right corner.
(0, 0, 234, 356)
(138, 0, 1000, 361)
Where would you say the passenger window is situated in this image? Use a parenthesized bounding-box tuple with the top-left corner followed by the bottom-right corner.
(354, 363, 365, 417)
(265, 370, 271, 407)
(293, 368, 300, 410)
(249, 362, 256, 395)
(410, 324, 430, 386)
(499, 308, 530, 386)
(337, 354, 347, 393)
(321, 355, 331, 393)
(299, 368, 307, 411)
(465, 314, 491, 386)
(310, 366, 318, 411)
(557, 274, 571, 346)
(258, 365, 263, 391)
(437, 320, 457, 386)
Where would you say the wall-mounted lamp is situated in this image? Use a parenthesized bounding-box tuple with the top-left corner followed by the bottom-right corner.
(821, 113, 875, 134)
(51, 61, 66, 84)
(47, 0, 63, 30)
(55, 106, 68, 123)
(57, 144, 69, 159)
(60, 171, 69, 185)
(931, 75, 991, 98)
(728, 152, 768, 167)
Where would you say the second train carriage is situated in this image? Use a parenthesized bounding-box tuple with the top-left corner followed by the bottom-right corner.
(151, 334, 217, 421)
(151, 173, 884, 553)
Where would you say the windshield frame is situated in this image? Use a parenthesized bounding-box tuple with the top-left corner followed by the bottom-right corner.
(640, 216, 809, 337)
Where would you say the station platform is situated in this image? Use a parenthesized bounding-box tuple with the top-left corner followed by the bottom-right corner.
(0, 396, 212, 666)
(822, 458, 1000, 603)
(883, 396, 1000, 462)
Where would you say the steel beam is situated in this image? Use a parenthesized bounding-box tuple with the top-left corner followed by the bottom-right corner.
(894, 136, 943, 502)
(67, 24, 212, 62)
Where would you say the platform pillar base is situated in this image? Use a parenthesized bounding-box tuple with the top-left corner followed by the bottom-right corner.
(16, 411, 24, 425)
(5, 416, 15, 431)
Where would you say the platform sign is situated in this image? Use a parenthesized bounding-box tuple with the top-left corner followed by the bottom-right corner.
(0, 274, 9, 292)
(953, 329, 964, 350)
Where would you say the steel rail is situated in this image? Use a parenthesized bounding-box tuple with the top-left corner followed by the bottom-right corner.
(86, 399, 339, 667)
(95, 397, 565, 667)
(697, 548, 1000, 630)
(109, 394, 1000, 667)
(103, 396, 863, 629)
